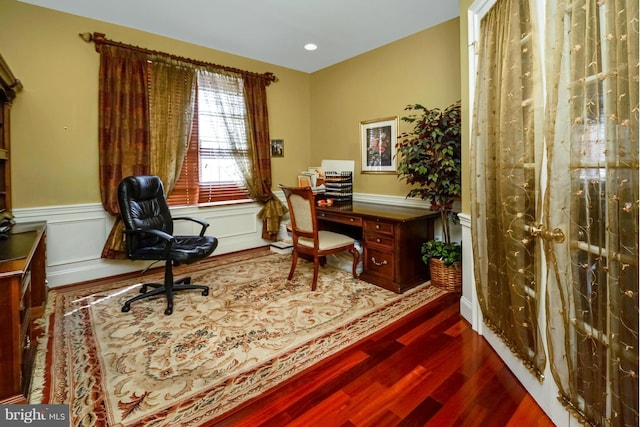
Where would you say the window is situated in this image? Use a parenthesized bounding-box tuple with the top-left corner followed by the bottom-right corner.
(167, 70, 251, 206)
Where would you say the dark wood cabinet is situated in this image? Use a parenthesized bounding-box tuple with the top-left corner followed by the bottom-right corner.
(0, 53, 22, 213)
(317, 202, 438, 293)
(0, 97, 11, 212)
(0, 222, 47, 403)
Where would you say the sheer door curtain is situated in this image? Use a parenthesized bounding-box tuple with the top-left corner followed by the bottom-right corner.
(544, 0, 638, 425)
(471, 0, 638, 425)
(471, 0, 547, 379)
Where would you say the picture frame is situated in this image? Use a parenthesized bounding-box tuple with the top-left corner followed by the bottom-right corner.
(360, 116, 397, 174)
(271, 139, 284, 157)
(297, 175, 312, 188)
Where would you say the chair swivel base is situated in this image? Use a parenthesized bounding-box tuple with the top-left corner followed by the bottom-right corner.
(121, 276, 209, 315)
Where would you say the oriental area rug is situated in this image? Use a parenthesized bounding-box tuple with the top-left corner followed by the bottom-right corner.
(29, 249, 445, 426)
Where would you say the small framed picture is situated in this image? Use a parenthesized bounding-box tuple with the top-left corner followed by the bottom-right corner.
(271, 139, 284, 157)
(297, 175, 312, 188)
(361, 117, 397, 174)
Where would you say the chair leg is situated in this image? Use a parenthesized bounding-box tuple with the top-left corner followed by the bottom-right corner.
(311, 256, 320, 291)
(140, 283, 163, 293)
(121, 261, 209, 316)
(174, 278, 209, 295)
(164, 259, 175, 315)
(121, 286, 169, 312)
(349, 246, 360, 279)
(288, 250, 299, 280)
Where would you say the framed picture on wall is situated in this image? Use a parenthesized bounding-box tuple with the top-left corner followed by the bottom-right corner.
(360, 116, 397, 174)
(271, 139, 284, 157)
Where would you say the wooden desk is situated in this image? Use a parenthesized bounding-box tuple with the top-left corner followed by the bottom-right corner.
(0, 221, 47, 403)
(316, 202, 438, 293)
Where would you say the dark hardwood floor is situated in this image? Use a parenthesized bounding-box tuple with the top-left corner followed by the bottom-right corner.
(208, 291, 556, 427)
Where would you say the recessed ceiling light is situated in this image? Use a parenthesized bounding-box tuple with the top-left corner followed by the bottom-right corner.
(304, 43, 318, 51)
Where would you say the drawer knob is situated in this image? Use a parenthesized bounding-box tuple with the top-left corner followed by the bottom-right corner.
(376, 238, 381, 243)
(350, 218, 354, 222)
(371, 257, 388, 266)
(376, 224, 380, 229)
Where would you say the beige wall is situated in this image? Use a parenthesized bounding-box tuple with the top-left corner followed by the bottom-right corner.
(309, 18, 461, 197)
(0, 0, 461, 207)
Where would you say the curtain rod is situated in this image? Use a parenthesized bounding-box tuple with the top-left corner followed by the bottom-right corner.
(79, 32, 277, 85)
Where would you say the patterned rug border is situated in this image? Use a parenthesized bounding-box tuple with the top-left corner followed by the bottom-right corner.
(30, 250, 446, 426)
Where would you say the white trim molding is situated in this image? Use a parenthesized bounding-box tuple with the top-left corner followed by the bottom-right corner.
(458, 213, 482, 332)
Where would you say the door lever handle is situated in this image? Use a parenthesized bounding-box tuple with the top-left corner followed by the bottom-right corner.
(529, 223, 565, 243)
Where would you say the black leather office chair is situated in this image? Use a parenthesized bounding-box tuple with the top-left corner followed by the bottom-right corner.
(118, 175, 219, 315)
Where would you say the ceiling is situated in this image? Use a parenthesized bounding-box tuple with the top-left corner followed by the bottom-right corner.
(18, 0, 459, 73)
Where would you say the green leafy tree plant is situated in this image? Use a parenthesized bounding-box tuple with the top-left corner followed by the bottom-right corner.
(396, 100, 462, 265)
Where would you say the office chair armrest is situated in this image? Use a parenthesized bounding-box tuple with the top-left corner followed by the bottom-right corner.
(125, 228, 175, 258)
(172, 216, 210, 237)
(125, 228, 175, 245)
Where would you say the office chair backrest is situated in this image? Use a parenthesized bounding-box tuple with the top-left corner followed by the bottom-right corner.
(118, 175, 174, 253)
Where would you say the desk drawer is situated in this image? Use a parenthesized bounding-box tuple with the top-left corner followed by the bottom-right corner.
(364, 232, 394, 250)
(317, 211, 362, 227)
(364, 219, 394, 235)
(364, 248, 394, 280)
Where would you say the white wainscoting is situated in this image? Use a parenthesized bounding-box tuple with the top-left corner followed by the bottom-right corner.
(12, 202, 269, 288)
(11, 193, 444, 289)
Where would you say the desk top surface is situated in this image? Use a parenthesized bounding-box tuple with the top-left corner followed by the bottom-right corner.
(0, 221, 46, 266)
(316, 201, 439, 222)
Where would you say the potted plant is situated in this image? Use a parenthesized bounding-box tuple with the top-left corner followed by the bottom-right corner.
(396, 100, 462, 291)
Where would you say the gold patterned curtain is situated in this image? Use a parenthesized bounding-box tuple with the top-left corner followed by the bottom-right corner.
(470, 0, 547, 378)
(195, 70, 286, 240)
(544, 0, 639, 425)
(100, 56, 196, 259)
(97, 45, 150, 259)
(243, 74, 288, 241)
(92, 33, 280, 257)
(148, 58, 196, 193)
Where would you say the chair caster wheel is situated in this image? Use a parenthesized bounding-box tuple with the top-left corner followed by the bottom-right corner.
(202, 289, 209, 296)
(165, 307, 173, 315)
(122, 304, 131, 313)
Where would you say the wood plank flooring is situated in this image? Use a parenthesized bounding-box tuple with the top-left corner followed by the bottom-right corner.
(209, 292, 556, 427)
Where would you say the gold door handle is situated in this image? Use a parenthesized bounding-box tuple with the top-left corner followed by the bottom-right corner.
(529, 223, 565, 243)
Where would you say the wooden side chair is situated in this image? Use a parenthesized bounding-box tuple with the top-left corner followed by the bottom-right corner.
(279, 185, 359, 290)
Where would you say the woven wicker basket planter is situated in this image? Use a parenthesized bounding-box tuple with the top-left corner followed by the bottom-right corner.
(429, 258, 462, 293)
